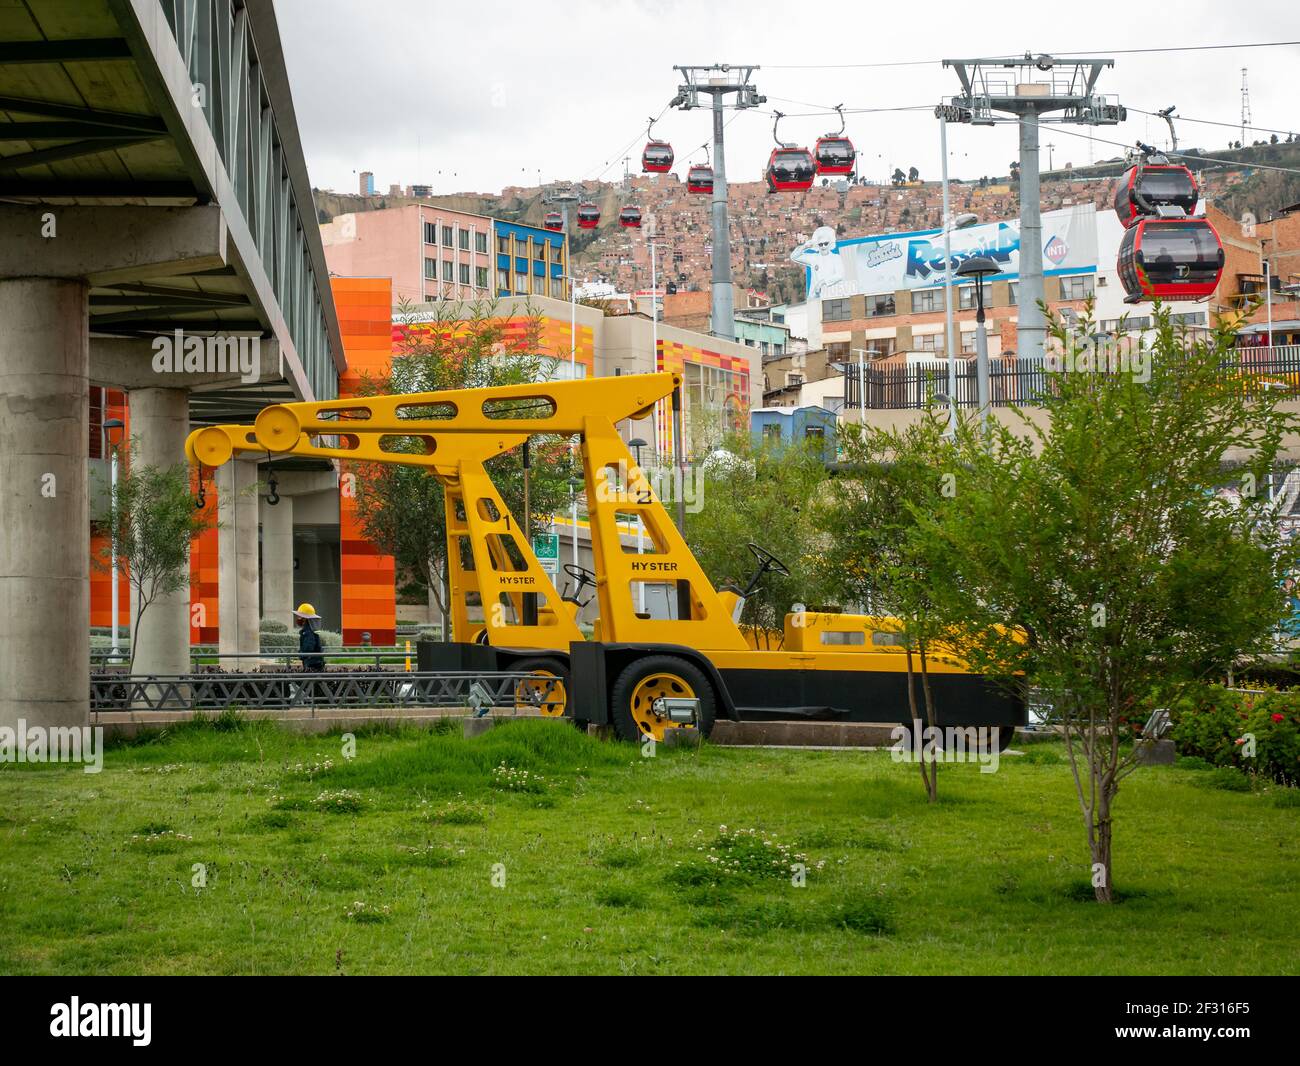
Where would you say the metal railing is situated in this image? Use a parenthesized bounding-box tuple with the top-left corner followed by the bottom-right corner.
(90, 670, 559, 715)
(91, 648, 417, 669)
(843, 347, 1300, 411)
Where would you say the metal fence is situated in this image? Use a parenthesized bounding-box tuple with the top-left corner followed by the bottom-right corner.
(90, 670, 558, 715)
(842, 346, 1300, 411)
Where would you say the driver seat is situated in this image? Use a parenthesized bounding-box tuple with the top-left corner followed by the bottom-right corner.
(717, 585, 746, 625)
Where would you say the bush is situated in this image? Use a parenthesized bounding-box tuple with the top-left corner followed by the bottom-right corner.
(1169, 686, 1300, 788)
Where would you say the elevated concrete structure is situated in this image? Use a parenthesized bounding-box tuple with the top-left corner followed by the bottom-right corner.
(0, 0, 342, 729)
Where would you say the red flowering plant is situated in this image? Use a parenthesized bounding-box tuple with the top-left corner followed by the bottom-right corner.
(1169, 685, 1300, 787)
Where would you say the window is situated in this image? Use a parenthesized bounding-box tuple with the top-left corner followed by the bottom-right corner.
(762, 423, 782, 443)
(1060, 274, 1095, 301)
(441, 225, 453, 248)
(958, 283, 989, 310)
(498, 269, 510, 291)
(824, 298, 852, 322)
(914, 333, 945, 353)
(476, 266, 489, 288)
(475, 232, 488, 254)
(442, 260, 454, 282)
(497, 235, 510, 255)
(804, 425, 824, 441)
(459, 228, 470, 251)
(826, 341, 850, 361)
(423, 257, 436, 279)
(550, 278, 565, 298)
(760, 341, 770, 356)
(787, 373, 803, 386)
(961, 331, 977, 353)
(867, 294, 896, 317)
(423, 221, 436, 245)
(912, 289, 943, 313)
(774, 344, 784, 358)
(459, 262, 471, 285)
(1007, 282, 1018, 304)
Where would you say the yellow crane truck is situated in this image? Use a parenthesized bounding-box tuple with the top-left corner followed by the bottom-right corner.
(186, 372, 1025, 746)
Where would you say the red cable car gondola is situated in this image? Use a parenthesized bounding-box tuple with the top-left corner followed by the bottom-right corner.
(813, 105, 855, 176)
(543, 211, 564, 232)
(687, 164, 713, 194)
(641, 117, 673, 173)
(619, 205, 643, 229)
(765, 112, 815, 193)
(576, 202, 600, 230)
(1117, 217, 1224, 302)
(1113, 144, 1223, 302)
(1113, 162, 1198, 228)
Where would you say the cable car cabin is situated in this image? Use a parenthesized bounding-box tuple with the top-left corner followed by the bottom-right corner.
(1114, 164, 1199, 227)
(813, 136, 855, 176)
(618, 205, 643, 229)
(765, 148, 815, 193)
(687, 165, 713, 194)
(641, 140, 674, 173)
(576, 202, 600, 230)
(1117, 217, 1224, 301)
(543, 212, 564, 232)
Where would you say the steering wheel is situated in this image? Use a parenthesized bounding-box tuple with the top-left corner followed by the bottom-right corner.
(564, 562, 596, 587)
(747, 542, 790, 578)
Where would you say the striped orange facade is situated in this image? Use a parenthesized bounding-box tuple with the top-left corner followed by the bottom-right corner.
(188, 474, 219, 644)
(655, 339, 752, 455)
(89, 389, 130, 629)
(336, 277, 398, 645)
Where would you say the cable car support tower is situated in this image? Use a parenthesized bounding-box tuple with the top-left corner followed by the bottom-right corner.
(938, 55, 1124, 360)
(672, 64, 765, 341)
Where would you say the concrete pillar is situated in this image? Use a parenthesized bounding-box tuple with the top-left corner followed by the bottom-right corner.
(128, 387, 191, 675)
(217, 460, 260, 657)
(259, 493, 294, 629)
(0, 279, 90, 730)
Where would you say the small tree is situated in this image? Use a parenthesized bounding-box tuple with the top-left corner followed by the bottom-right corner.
(685, 435, 833, 646)
(912, 308, 1298, 900)
(823, 414, 954, 801)
(94, 447, 215, 671)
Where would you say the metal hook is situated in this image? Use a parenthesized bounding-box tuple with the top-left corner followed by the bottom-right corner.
(265, 451, 280, 506)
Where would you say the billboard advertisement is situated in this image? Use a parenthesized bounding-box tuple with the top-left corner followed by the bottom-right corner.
(796, 203, 1099, 344)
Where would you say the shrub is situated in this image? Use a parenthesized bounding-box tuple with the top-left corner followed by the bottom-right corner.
(1169, 686, 1300, 787)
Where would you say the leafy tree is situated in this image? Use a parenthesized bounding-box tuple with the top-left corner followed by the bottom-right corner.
(685, 435, 833, 646)
(822, 414, 955, 801)
(93, 444, 216, 670)
(351, 299, 577, 638)
(906, 308, 1299, 900)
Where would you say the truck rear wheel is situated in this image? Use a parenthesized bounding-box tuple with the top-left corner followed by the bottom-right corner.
(511, 656, 569, 717)
(609, 655, 716, 743)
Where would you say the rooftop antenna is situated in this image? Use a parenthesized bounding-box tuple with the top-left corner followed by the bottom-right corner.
(1241, 68, 1251, 145)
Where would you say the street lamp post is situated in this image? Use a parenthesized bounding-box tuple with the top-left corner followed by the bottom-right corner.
(104, 417, 125, 663)
(955, 255, 1002, 436)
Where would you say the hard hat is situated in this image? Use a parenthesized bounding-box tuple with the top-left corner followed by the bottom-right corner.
(293, 603, 318, 618)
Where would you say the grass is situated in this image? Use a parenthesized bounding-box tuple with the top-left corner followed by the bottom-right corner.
(0, 717, 1296, 975)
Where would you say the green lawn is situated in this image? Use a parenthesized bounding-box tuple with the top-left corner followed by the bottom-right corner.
(1, 718, 1296, 975)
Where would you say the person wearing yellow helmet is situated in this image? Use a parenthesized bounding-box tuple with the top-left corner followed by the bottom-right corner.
(293, 603, 325, 672)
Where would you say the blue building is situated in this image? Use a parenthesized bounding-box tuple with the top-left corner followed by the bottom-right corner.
(493, 219, 569, 299)
(750, 405, 837, 464)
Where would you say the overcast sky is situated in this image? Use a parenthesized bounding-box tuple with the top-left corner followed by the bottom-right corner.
(277, 0, 1300, 197)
